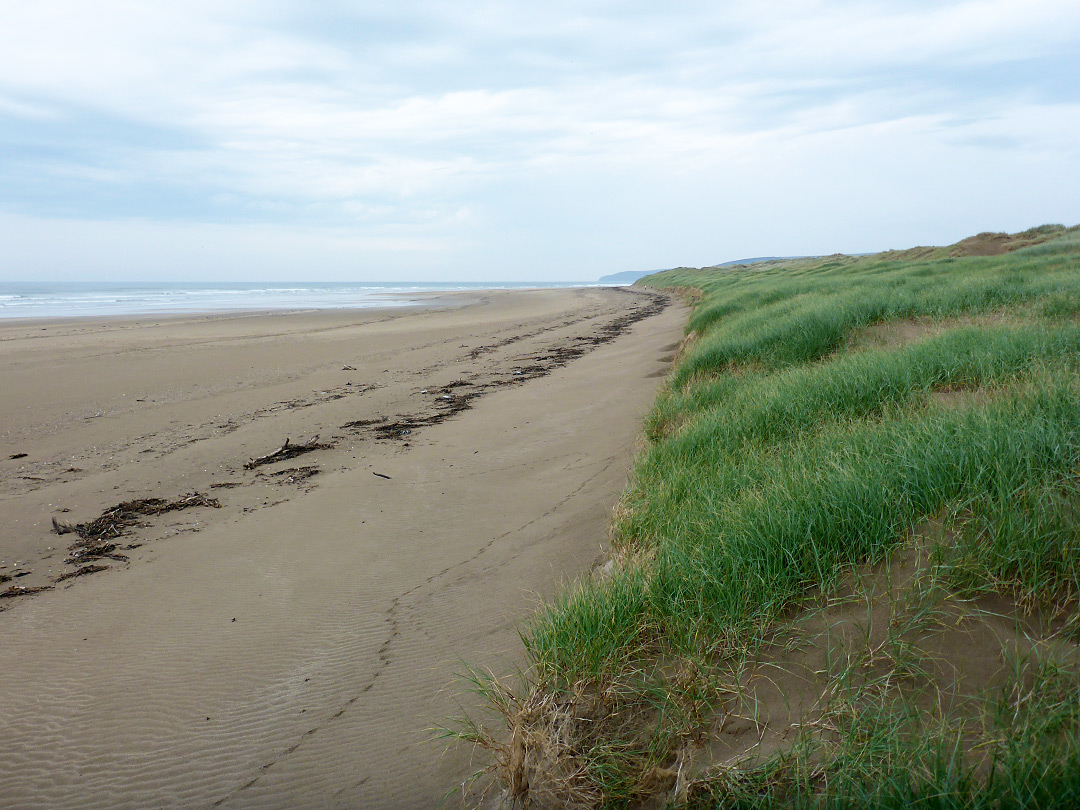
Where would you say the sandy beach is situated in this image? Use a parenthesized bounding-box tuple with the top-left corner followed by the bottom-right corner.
(0, 286, 684, 809)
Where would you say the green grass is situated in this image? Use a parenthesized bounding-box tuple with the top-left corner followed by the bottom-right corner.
(533, 379, 1080, 680)
(452, 226, 1080, 808)
(687, 654, 1080, 809)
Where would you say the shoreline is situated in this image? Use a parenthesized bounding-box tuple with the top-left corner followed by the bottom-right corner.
(0, 289, 486, 332)
(0, 282, 619, 323)
(0, 285, 685, 808)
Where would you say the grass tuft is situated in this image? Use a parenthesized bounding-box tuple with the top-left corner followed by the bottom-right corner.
(452, 226, 1080, 808)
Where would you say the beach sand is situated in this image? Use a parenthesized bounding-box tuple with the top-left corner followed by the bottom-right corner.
(0, 287, 684, 809)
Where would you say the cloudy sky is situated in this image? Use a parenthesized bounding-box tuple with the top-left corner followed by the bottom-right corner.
(1, 1, 1078, 281)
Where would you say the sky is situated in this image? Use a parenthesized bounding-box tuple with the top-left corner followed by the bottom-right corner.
(1, 1, 1078, 282)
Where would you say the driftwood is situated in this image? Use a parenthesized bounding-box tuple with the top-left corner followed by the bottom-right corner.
(244, 436, 331, 469)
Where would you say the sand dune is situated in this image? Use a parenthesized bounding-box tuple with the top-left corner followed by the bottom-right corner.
(0, 287, 684, 809)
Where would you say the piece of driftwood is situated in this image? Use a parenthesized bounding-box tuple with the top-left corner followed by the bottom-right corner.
(244, 436, 332, 469)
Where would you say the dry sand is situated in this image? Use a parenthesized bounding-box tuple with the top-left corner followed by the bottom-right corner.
(0, 287, 685, 809)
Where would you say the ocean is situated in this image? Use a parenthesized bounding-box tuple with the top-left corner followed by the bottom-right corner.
(0, 281, 611, 319)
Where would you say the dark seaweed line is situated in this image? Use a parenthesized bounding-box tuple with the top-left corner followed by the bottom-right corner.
(344, 292, 669, 442)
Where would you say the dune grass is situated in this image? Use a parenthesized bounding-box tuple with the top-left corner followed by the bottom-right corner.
(453, 226, 1080, 808)
(687, 657, 1080, 810)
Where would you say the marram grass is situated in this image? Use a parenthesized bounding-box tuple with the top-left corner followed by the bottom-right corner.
(452, 226, 1080, 808)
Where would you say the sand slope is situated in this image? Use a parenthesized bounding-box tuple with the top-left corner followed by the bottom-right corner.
(0, 288, 684, 808)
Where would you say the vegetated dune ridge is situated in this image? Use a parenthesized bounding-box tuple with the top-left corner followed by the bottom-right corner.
(0, 286, 687, 809)
(468, 225, 1080, 808)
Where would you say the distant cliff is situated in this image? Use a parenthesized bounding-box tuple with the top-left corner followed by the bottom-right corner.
(598, 270, 667, 283)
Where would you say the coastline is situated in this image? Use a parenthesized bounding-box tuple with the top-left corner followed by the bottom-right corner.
(0, 285, 685, 808)
(0, 290, 477, 332)
(0, 281, 614, 321)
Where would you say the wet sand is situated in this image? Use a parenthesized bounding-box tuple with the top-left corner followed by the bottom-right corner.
(0, 287, 685, 809)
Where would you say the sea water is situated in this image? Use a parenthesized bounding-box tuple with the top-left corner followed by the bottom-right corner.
(0, 281, 611, 319)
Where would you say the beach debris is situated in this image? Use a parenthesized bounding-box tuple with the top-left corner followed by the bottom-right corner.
(1, 584, 52, 599)
(51, 493, 221, 570)
(52, 493, 221, 542)
(8, 452, 28, 459)
(372, 472, 392, 480)
(67, 542, 124, 565)
(266, 465, 320, 485)
(341, 417, 387, 430)
(344, 387, 478, 443)
(47, 494, 213, 571)
(210, 481, 242, 488)
(342, 365, 356, 370)
(55, 564, 109, 583)
(339, 294, 669, 444)
(244, 435, 332, 469)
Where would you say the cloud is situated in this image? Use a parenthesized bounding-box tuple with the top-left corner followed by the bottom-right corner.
(0, 1, 1078, 279)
